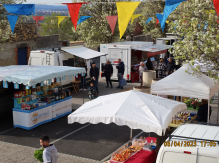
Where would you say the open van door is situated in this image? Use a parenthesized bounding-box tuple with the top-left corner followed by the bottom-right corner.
(108, 48, 130, 80)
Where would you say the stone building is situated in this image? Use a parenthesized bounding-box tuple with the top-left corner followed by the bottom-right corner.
(0, 23, 65, 66)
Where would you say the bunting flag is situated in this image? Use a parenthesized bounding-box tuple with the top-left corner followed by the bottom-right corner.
(57, 16, 67, 28)
(3, 4, 35, 15)
(77, 16, 92, 25)
(106, 16, 118, 34)
(145, 17, 153, 25)
(166, 20, 170, 24)
(116, 2, 141, 39)
(63, 3, 89, 30)
(14, 83, 19, 89)
(156, 14, 162, 28)
(33, 16, 44, 25)
(131, 14, 142, 24)
(213, 0, 219, 16)
(155, 19, 159, 27)
(7, 15, 19, 34)
(160, 1, 181, 31)
(165, 0, 186, 5)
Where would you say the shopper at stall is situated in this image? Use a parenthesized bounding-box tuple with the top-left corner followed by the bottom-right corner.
(40, 135, 58, 163)
(116, 58, 125, 89)
(80, 62, 87, 90)
(103, 60, 113, 88)
(167, 58, 175, 75)
(197, 99, 212, 122)
(90, 62, 99, 95)
(158, 58, 167, 78)
(139, 62, 147, 86)
(146, 57, 153, 70)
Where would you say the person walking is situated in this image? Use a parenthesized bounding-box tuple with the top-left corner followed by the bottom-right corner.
(90, 62, 99, 95)
(197, 99, 212, 122)
(139, 62, 147, 86)
(80, 62, 87, 90)
(40, 135, 58, 163)
(157, 58, 167, 78)
(146, 57, 153, 70)
(103, 60, 113, 88)
(116, 58, 125, 89)
(167, 57, 175, 75)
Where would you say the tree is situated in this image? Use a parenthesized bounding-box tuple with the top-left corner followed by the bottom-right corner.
(169, 0, 219, 80)
(40, 13, 79, 41)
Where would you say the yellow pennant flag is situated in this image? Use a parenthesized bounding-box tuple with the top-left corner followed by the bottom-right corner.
(116, 2, 141, 39)
(57, 16, 67, 28)
(166, 20, 169, 24)
(131, 14, 142, 24)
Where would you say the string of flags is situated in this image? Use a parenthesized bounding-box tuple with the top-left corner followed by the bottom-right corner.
(3, 0, 219, 38)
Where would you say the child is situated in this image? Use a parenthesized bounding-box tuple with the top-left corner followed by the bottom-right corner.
(88, 82, 97, 98)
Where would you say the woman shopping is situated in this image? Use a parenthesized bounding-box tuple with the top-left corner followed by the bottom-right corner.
(158, 58, 167, 78)
(103, 60, 113, 88)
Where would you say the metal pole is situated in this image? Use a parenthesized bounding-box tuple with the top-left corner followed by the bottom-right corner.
(130, 129, 132, 142)
(208, 97, 210, 123)
(181, 96, 182, 102)
(83, 74, 84, 104)
(218, 90, 219, 124)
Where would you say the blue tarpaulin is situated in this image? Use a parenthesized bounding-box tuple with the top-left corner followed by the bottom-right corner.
(3, 4, 35, 15)
(166, 0, 186, 5)
(7, 15, 19, 34)
(77, 16, 92, 25)
(145, 18, 153, 25)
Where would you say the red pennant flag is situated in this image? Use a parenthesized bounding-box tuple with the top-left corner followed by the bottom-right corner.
(106, 16, 118, 34)
(33, 16, 44, 26)
(213, 0, 219, 16)
(155, 19, 159, 28)
(63, 3, 89, 30)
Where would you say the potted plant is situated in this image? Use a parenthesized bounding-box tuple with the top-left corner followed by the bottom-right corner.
(34, 148, 44, 162)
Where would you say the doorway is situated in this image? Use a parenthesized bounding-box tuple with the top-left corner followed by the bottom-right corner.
(17, 47, 27, 65)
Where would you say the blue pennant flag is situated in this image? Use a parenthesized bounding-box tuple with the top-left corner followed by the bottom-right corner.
(3, 4, 35, 15)
(145, 18, 153, 25)
(69, 75, 72, 80)
(26, 85, 30, 89)
(160, 1, 181, 31)
(14, 83, 19, 89)
(7, 15, 19, 34)
(77, 16, 92, 26)
(3, 81, 8, 88)
(156, 14, 164, 30)
(166, 0, 186, 5)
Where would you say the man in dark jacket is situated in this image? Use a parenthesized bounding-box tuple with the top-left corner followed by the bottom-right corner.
(116, 58, 125, 89)
(103, 60, 113, 88)
(90, 62, 99, 95)
(146, 57, 153, 70)
(80, 62, 87, 90)
(167, 58, 175, 75)
(197, 99, 212, 123)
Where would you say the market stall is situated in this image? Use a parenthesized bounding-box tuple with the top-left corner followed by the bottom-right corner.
(0, 65, 85, 130)
(151, 63, 219, 123)
(68, 90, 186, 163)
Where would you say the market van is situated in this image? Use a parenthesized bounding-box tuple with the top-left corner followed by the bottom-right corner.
(156, 124, 219, 163)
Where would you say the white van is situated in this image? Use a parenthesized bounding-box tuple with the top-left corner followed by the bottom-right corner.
(156, 124, 219, 163)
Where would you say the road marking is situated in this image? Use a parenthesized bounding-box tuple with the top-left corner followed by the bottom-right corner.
(49, 124, 90, 145)
(0, 128, 15, 135)
(100, 131, 144, 162)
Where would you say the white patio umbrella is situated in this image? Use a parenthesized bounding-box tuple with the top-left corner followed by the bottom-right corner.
(68, 90, 186, 136)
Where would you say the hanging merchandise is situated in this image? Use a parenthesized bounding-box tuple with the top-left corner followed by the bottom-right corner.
(48, 79, 51, 85)
(165, 0, 186, 5)
(57, 16, 67, 28)
(32, 16, 44, 25)
(145, 17, 153, 25)
(41, 81, 44, 86)
(3, 4, 35, 15)
(3, 81, 8, 88)
(86, 60, 91, 68)
(77, 16, 92, 25)
(116, 2, 141, 39)
(69, 75, 72, 80)
(213, 0, 219, 16)
(131, 14, 142, 24)
(14, 83, 19, 89)
(7, 15, 19, 34)
(26, 85, 30, 89)
(63, 3, 89, 30)
(32, 85, 36, 88)
(106, 16, 118, 34)
(56, 77, 60, 82)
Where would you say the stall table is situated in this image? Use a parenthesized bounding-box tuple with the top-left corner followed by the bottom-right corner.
(72, 81, 81, 93)
(13, 97, 72, 130)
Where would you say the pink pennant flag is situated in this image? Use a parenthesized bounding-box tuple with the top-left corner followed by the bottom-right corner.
(106, 16, 118, 34)
(33, 16, 44, 26)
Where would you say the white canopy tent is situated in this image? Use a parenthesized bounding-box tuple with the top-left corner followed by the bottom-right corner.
(68, 90, 186, 136)
(61, 47, 106, 60)
(132, 44, 174, 52)
(151, 63, 219, 123)
(0, 65, 85, 86)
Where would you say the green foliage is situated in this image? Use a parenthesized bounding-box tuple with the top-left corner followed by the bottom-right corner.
(169, 0, 219, 81)
(40, 13, 79, 41)
(34, 148, 44, 162)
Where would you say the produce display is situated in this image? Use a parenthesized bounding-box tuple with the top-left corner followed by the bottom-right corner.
(13, 82, 71, 110)
(169, 112, 197, 127)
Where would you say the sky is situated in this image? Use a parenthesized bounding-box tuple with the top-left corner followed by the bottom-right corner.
(24, 0, 72, 5)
